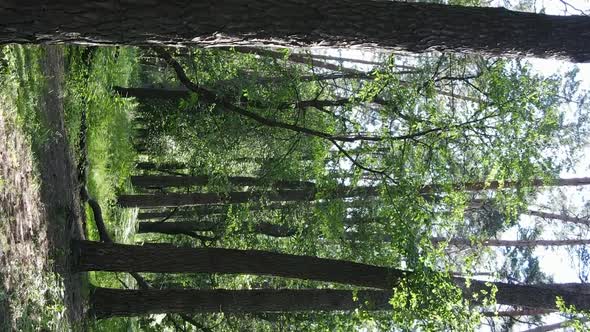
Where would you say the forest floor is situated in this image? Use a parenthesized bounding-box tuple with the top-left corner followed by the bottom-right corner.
(0, 46, 87, 331)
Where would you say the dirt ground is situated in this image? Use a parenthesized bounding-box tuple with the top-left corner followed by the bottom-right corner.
(0, 46, 86, 330)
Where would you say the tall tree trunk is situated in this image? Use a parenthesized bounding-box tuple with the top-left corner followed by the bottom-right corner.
(118, 185, 379, 208)
(5, 1, 590, 61)
(117, 190, 315, 208)
(137, 220, 297, 238)
(226, 47, 370, 74)
(138, 221, 217, 234)
(130, 175, 315, 190)
(526, 210, 590, 226)
(136, 162, 187, 171)
(90, 288, 392, 319)
(74, 240, 401, 289)
(421, 177, 590, 193)
(481, 308, 555, 317)
(137, 208, 226, 220)
(520, 318, 589, 332)
(434, 237, 590, 247)
(74, 240, 590, 310)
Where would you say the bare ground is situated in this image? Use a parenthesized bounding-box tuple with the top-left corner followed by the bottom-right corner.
(0, 46, 86, 330)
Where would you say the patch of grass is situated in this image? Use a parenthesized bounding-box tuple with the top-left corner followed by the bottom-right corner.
(64, 46, 139, 245)
(64, 48, 141, 330)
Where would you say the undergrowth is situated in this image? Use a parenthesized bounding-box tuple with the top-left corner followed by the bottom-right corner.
(63, 46, 141, 331)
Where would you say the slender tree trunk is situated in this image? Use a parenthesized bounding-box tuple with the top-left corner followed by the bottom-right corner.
(231, 46, 480, 103)
(117, 190, 315, 208)
(90, 288, 393, 319)
(481, 308, 555, 317)
(308, 53, 384, 66)
(130, 175, 315, 190)
(226, 47, 370, 74)
(435, 237, 590, 247)
(421, 177, 590, 193)
(118, 185, 379, 208)
(526, 210, 590, 226)
(520, 318, 589, 332)
(138, 221, 217, 234)
(137, 208, 226, 220)
(136, 162, 187, 171)
(137, 221, 296, 238)
(74, 240, 590, 310)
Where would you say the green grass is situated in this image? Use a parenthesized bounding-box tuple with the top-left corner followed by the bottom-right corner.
(64, 46, 139, 245)
(63, 46, 141, 331)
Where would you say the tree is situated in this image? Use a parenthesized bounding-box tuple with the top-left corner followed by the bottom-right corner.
(74, 240, 590, 311)
(434, 237, 590, 247)
(137, 220, 296, 238)
(5, 1, 590, 61)
(90, 288, 393, 319)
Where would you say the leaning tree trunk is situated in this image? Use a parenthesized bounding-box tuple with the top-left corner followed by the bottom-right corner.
(2, 1, 590, 61)
(74, 240, 590, 310)
(90, 288, 392, 319)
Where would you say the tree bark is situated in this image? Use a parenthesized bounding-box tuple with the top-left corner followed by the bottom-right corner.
(118, 185, 379, 208)
(421, 177, 590, 193)
(74, 240, 590, 310)
(520, 318, 589, 332)
(90, 288, 393, 319)
(130, 175, 315, 190)
(137, 220, 297, 238)
(117, 190, 315, 208)
(526, 210, 590, 226)
(135, 162, 187, 171)
(3, 1, 590, 61)
(434, 237, 590, 247)
(481, 308, 555, 317)
(74, 240, 403, 289)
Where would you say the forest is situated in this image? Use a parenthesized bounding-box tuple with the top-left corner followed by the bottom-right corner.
(1, 0, 590, 331)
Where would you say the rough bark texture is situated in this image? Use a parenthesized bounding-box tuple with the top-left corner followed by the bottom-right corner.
(118, 185, 378, 207)
(130, 175, 316, 190)
(137, 220, 296, 237)
(74, 240, 403, 289)
(2, 1, 590, 61)
(75, 240, 590, 310)
(90, 288, 393, 318)
(138, 221, 217, 234)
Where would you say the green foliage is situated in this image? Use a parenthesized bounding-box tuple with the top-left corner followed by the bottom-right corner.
(556, 297, 590, 331)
